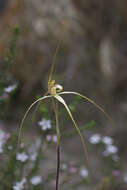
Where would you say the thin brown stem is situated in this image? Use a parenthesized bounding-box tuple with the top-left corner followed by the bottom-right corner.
(52, 98, 61, 190)
(56, 144, 60, 190)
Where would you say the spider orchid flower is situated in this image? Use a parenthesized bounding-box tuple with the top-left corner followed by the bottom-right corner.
(18, 26, 115, 189)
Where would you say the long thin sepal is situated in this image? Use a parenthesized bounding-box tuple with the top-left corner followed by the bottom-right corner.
(48, 23, 67, 86)
(48, 39, 61, 86)
(58, 91, 115, 127)
(18, 95, 52, 146)
(54, 94, 90, 169)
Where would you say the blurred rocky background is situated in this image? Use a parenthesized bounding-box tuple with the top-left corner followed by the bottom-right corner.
(0, 0, 127, 189)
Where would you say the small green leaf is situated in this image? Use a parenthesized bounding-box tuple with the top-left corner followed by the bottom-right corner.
(82, 120, 96, 131)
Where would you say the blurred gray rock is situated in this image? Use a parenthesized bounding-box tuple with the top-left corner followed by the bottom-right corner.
(1, 0, 127, 133)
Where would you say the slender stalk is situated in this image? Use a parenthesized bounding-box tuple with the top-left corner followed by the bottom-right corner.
(56, 144, 60, 190)
(52, 98, 61, 190)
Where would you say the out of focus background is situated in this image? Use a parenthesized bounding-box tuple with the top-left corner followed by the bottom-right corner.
(0, 0, 127, 189)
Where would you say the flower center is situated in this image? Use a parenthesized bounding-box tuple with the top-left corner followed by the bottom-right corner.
(48, 80, 63, 96)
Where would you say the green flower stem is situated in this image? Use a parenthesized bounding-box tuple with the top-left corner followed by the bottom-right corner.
(52, 98, 61, 145)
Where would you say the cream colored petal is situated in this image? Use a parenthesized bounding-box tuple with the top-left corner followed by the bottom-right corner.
(54, 94, 90, 169)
